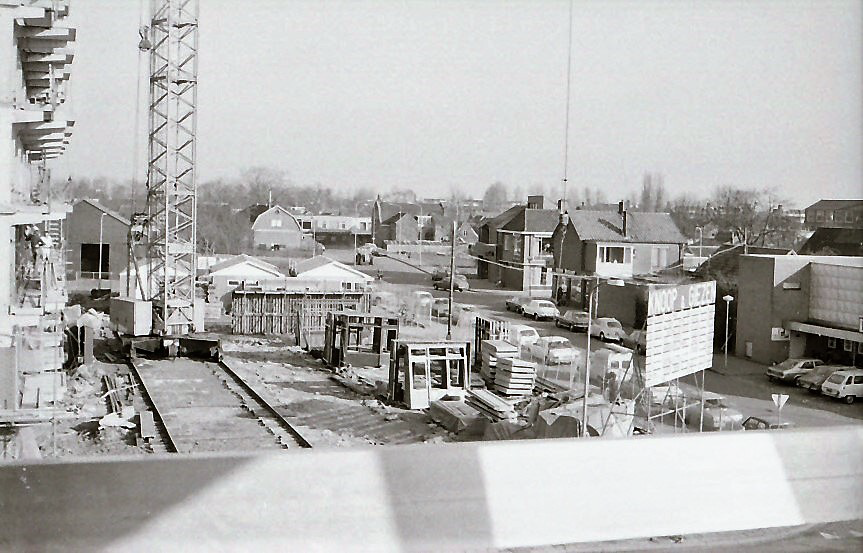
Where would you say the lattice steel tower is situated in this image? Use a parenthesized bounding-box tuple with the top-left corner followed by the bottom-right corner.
(145, 0, 198, 334)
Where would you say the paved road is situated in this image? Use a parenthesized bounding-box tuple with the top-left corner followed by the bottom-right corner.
(329, 248, 863, 424)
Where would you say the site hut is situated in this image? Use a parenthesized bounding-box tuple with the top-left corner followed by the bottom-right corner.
(65, 199, 130, 290)
(735, 254, 863, 367)
(387, 340, 471, 410)
(251, 205, 316, 253)
(292, 256, 374, 292)
(322, 311, 399, 368)
(205, 254, 286, 313)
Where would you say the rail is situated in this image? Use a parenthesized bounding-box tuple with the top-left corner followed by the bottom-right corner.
(218, 359, 313, 449)
(126, 358, 179, 453)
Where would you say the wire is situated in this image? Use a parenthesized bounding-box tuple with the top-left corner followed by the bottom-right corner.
(561, 0, 574, 204)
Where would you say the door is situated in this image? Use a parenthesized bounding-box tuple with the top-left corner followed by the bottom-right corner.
(405, 358, 430, 409)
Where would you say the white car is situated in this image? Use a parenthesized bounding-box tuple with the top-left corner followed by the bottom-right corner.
(766, 358, 823, 384)
(821, 369, 863, 404)
(527, 336, 579, 364)
(522, 299, 560, 321)
(509, 324, 540, 349)
(590, 317, 626, 342)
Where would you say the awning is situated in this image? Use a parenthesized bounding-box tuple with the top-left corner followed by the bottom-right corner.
(786, 321, 863, 342)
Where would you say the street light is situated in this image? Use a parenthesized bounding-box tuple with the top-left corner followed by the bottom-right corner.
(98, 212, 106, 289)
(723, 294, 734, 368)
(581, 277, 625, 438)
(695, 226, 703, 257)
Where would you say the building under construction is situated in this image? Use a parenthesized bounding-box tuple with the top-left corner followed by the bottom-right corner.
(0, 1, 74, 416)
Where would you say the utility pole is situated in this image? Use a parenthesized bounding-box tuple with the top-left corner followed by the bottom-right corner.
(446, 220, 456, 340)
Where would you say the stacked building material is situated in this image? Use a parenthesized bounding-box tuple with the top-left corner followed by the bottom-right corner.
(479, 339, 518, 383)
(465, 389, 518, 422)
(493, 358, 537, 397)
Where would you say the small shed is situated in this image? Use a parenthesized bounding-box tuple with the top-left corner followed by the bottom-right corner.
(387, 340, 471, 410)
(322, 311, 399, 368)
(207, 254, 285, 311)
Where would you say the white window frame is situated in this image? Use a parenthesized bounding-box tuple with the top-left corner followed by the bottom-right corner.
(843, 339, 853, 352)
(828, 337, 837, 348)
(270, 218, 282, 228)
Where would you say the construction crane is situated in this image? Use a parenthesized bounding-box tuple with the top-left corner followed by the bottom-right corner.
(134, 0, 199, 335)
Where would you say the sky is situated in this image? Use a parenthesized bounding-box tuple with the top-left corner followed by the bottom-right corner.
(62, 0, 862, 207)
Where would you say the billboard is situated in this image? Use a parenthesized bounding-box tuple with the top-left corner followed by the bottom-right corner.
(644, 281, 716, 387)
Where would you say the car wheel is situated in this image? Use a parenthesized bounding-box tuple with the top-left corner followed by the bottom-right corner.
(533, 313, 539, 320)
(555, 321, 561, 328)
(845, 395, 856, 405)
(599, 332, 606, 342)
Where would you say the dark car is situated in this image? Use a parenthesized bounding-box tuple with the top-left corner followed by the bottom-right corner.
(555, 309, 589, 332)
(505, 296, 531, 313)
(433, 274, 469, 291)
(742, 414, 795, 431)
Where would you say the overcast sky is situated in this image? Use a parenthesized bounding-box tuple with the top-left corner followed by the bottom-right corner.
(63, 0, 861, 207)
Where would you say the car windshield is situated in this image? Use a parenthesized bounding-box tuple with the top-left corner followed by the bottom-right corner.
(537, 301, 554, 308)
(549, 341, 571, 350)
(776, 359, 798, 370)
(519, 330, 535, 337)
(605, 320, 621, 328)
(568, 311, 586, 319)
(827, 374, 846, 384)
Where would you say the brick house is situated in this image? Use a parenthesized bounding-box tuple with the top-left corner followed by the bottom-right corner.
(66, 199, 130, 282)
(552, 203, 686, 302)
(804, 199, 863, 230)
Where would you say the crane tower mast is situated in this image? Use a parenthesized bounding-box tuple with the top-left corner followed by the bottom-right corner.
(145, 0, 199, 334)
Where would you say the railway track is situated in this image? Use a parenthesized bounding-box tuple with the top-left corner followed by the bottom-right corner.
(128, 357, 312, 453)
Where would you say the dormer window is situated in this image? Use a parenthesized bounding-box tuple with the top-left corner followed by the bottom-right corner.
(271, 218, 282, 227)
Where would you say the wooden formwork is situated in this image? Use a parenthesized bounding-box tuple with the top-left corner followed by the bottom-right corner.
(231, 290, 370, 337)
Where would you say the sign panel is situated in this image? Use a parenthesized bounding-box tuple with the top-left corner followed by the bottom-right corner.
(771, 327, 790, 341)
(644, 281, 716, 387)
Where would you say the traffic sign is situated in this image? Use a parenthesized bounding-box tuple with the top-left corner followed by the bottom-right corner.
(772, 393, 789, 411)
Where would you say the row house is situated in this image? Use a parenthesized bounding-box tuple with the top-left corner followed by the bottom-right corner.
(311, 215, 371, 246)
(804, 199, 863, 230)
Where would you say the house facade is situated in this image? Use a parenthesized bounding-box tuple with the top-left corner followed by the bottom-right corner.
(293, 256, 374, 291)
(804, 199, 863, 230)
(252, 205, 314, 251)
(552, 204, 686, 303)
(495, 197, 559, 295)
(66, 199, 130, 283)
(206, 254, 285, 312)
(311, 215, 372, 246)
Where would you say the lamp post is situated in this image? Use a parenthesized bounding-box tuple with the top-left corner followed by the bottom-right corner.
(98, 212, 106, 289)
(695, 226, 703, 257)
(581, 276, 624, 437)
(723, 294, 734, 368)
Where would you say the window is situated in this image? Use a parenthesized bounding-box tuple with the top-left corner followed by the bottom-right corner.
(828, 337, 837, 348)
(802, 361, 814, 369)
(80, 243, 109, 277)
(270, 218, 282, 228)
(513, 236, 523, 258)
(844, 339, 853, 352)
(855, 376, 863, 385)
(411, 362, 427, 389)
(650, 246, 668, 268)
(340, 223, 346, 229)
(600, 246, 625, 263)
(503, 235, 513, 252)
(858, 342, 863, 354)
(815, 210, 824, 222)
(846, 211, 853, 223)
(228, 280, 240, 286)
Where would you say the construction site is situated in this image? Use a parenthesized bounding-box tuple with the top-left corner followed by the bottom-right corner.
(1, 1, 862, 551)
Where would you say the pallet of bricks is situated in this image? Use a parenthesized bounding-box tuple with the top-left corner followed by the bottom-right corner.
(479, 339, 518, 385)
(493, 357, 537, 397)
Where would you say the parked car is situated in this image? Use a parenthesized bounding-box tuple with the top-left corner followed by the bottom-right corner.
(509, 324, 540, 349)
(433, 273, 469, 291)
(742, 414, 795, 431)
(766, 357, 823, 384)
(797, 365, 847, 393)
(522, 299, 559, 321)
(430, 267, 448, 282)
(684, 392, 744, 431)
(526, 336, 579, 365)
(622, 330, 646, 355)
(590, 317, 626, 342)
(555, 309, 589, 332)
(430, 298, 450, 318)
(505, 296, 532, 313)
(821, 368, 863, 404)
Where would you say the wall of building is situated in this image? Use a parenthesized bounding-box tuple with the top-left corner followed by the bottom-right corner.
(809, 263, 863, 330)
(735, 256, 812, 364)
(66, 202, 129, 279)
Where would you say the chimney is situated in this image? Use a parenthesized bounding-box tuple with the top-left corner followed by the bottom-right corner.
(557, 199, 569, 226)
(527, 195, 544, 209)
(619, 200, 628, 237)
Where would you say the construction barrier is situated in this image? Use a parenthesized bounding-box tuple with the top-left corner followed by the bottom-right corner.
(1, 426, 861, 550)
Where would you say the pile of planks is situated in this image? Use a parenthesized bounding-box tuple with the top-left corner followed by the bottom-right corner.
(465, 388, 518, 422)
(479, 339, 518, 383)
(493, 357, 537, 397)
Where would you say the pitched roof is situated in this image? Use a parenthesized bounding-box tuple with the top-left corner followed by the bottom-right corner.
(805, 199, 863, 211)
(694, 244, 793, 278)
(251, 205, 302, 230)
(294, 256, 373, 280)
(208, 254, 282, 276)
(487, 204, 524, 228)
(500, 207, 560, 233)
(381, 211, 416, 225)
(76, 199, 130, 226)
(566, 210, 686, 243)
(798, 228, 863, 256)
